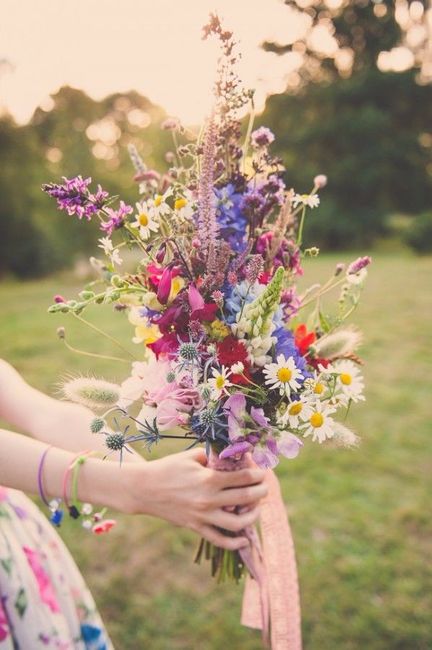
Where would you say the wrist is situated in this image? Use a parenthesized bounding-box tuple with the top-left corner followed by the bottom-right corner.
(77, 458, 133, 513)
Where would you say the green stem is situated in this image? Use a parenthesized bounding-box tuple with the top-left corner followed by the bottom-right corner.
(72, 313, 137, 360)
(296, 206, 307, 248)
(61, 339, 130, 364)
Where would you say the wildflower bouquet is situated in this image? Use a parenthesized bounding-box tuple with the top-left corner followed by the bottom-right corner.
(43, 15, 369, 600)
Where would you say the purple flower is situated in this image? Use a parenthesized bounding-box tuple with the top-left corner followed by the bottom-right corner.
(42, 176, 109, 221)
(100, 201, 132, 235)
(219, 440, 253, 460)
(252, 445, 278, 469)
(250, 406, 270, 429)
(278, 433, 303, 459)
(224, 393, 247, 441)
(251, 126, 275, 148)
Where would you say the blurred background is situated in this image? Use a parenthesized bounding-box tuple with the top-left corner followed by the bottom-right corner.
(0, 0, 431, 648)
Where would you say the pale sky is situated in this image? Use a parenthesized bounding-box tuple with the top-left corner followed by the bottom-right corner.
(0, 0, 310, 124)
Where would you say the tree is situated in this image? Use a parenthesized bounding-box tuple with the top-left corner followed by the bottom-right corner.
(261, 0, 432, 248)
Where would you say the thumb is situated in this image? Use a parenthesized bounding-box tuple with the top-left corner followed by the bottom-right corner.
(188, 446, 208, 466)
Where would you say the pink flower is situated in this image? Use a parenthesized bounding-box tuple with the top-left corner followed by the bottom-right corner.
(23, 547, 60, 613)
(92, 519, 117, 534)
(119, 358, 172, 407)
(155, 386, 202, 430)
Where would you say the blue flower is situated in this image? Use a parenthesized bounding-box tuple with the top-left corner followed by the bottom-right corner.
(215, 184, 248, 252)
(273, 327, 312, 379)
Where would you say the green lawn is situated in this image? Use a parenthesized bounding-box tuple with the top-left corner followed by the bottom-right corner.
(1, 254, 431, 649)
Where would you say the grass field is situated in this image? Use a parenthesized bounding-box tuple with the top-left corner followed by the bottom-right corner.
(1, 253, 431, 649)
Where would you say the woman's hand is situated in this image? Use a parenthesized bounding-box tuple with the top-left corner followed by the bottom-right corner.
(121, 448, 268, 550)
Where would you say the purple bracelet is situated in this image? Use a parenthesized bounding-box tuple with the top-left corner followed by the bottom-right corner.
(37, 447, 52, 507)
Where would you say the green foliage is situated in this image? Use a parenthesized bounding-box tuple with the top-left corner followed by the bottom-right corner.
(404, 212, 432, 254)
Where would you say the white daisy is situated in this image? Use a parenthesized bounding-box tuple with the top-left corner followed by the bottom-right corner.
(263, 354, 304, 398)
(278, 394, 314, 428)
(333, 360, 365, 404)
(301, 401, 336, 443)
(132, 201, 160, 240)
(292, 193, 320, 209)
(151, 187, 173, 218)
(208, 366, 233, 399)
(173, 190, 195, 219)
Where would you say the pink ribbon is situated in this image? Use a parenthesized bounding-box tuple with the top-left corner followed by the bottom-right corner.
(241, 470, 302, 650)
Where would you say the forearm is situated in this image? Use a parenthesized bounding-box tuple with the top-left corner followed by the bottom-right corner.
(0, 427, 129, 512)
(0, 360, 142, 462)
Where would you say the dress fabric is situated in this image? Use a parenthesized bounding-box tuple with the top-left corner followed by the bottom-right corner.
(0, 486, 113, 649)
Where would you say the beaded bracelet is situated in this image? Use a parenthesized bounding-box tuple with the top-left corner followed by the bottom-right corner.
(62, 450, 93, 518)
(37, 446, 64, 526)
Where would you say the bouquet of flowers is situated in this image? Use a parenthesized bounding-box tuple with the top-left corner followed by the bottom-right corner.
(43, 12, 369, 608)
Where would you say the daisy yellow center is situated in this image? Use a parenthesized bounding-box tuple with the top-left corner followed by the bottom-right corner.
(314, 382, 324, 394)
(277, 367, 292, 383)
(154, 195, 163, 207)
(175, 198, 187, 210)
(310, 412, 324, 428)
(215, 376, 225, 389)
(340, 373, 352, 385)
(289, 402, 303, 416)
(139, 213, 149, 226)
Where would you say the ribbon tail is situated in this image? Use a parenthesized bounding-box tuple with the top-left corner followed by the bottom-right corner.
(241, 470, 302, 650)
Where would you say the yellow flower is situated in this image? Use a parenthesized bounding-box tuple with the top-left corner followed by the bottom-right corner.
(169, 276, 185, 302)
(128, 307, 161, 345)
(209, 319, 230, 341)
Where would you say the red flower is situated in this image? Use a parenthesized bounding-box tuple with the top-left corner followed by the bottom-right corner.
(217, 336, 251, 385)
(294, 324, 316, 356)
(295, 324, 329, 369)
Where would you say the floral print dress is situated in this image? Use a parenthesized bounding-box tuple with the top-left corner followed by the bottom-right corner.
(0, 487, 113, 649)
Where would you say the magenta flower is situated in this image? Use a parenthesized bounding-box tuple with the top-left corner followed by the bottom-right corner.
(157, 267, 174, 305)
(100, 201, 133, 235)
(347, 256, 372, 275)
